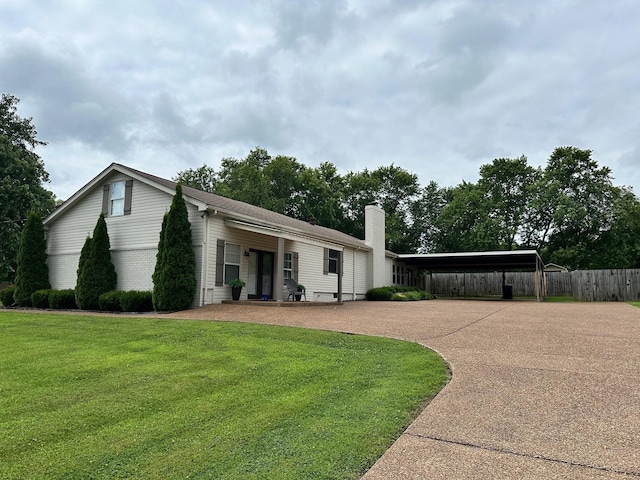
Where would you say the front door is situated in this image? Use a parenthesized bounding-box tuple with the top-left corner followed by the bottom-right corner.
(247, 250, 274, 299)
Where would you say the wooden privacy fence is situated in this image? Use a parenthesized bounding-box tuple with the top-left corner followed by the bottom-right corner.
(425, 269, 640, 302)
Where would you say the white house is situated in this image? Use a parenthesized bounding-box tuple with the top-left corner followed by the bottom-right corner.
(44, 163, 415, 306)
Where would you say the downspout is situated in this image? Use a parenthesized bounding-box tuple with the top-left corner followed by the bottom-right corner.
(352, 248, 357, 301)
(200, 211, 209, 306)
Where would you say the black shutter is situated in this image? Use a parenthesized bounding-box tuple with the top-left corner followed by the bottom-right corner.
(215, 239, 225, 286)
(293, 252, 299, 281)
(124, 180, 133, 215)
(102, 184, 110, 215)
(323, 248, 329, 275)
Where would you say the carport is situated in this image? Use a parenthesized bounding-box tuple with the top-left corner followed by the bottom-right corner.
(397, 250, 546, 301)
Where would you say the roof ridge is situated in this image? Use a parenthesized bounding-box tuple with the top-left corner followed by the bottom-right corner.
(116, 163, 369, 249)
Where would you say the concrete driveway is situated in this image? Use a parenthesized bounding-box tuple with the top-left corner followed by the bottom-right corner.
(168, 300, 640, 479)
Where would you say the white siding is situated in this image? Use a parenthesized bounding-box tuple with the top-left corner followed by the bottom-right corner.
(47, 172, 205, 307)
(202, 216, 369, 303)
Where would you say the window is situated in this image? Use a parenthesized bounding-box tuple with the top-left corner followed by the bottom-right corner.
(325, 249, 340, 274)
(283, 252, 293, 280)
(224, 243, 241, 284)
(102, 179, 132, 217)
(110, 181, 125, 216)
(393, 265, 396, 284)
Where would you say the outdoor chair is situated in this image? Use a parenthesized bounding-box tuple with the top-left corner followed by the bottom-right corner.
(285, 278, 306, 301)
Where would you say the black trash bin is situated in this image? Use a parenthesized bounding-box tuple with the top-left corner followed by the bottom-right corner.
(502, 285, 513, 299)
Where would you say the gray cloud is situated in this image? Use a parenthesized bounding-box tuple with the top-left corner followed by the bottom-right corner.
(1, 0, 639, 201)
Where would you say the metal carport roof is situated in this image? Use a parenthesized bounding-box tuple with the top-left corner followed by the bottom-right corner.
(397, 250, 546, 300)
(397, 250, 544, 272)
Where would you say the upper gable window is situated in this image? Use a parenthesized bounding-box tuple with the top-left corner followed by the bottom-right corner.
(102, 179, 132, 217)
(110, 181, 125, 216)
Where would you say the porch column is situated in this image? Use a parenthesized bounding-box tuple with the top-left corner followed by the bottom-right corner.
(274, 237, 284, 302)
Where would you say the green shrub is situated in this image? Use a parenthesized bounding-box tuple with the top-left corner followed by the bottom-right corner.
(13, 212, 50, 306)
(76, 215, 117, 310)
(120, 290, 154, 312)
(367, 286, 433, 301)
(0, 286, 16, 307)
(99, 290, 122, 312)
(31, 289, 51, 308)
(366, 287, 394, 301)
(152, 185, 196, 311)
(49, 289, 77, 310)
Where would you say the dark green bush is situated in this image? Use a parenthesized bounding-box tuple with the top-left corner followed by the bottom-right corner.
(49, 289, 77, 309)
(366, 287, 394, 301)
(120, 290, 154, 312)
(0, 286, 16, 307)
(31, 289, 51, 308)
(76, 215, 117, 310)
(13, 212, 50, 306)
(98, 290, 122, 312)
(152, 185, 196, 311)
(366, 286, 432, 301)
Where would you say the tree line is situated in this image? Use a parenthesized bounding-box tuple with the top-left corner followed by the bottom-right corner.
(2, 92, 639, 280)
(175, 147, 640, 270)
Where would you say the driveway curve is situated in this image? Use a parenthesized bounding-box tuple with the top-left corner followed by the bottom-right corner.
(164, 300, 640, 479)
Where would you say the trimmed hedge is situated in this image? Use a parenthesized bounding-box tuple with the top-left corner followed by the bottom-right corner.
(98, 290, 122, 312)
(120, 291, 153, 312)
(96, 290, 155, 312)
(49, 289, 78, 310)
(0, 286, 16, 307)
(366, 286, 433, 301)
(31, 289, 51, 308)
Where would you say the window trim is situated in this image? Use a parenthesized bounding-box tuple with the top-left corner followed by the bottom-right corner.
(283, 252, 293, 280)
(223, 242, 242, 284)
(324, 248, 340, 275)
(102, 179, 133, 217)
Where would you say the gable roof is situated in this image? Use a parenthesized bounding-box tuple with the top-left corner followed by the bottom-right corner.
(45, 163, 372, 251)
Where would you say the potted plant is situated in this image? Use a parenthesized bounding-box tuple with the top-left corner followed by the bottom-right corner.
(296, 284, 305, 301)
(228, 278, 246, 301)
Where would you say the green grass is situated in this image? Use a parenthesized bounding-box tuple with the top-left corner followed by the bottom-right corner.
(544, 296, 578, 302)
(0, 312, 448, 479)
(629, 302, 640, 308)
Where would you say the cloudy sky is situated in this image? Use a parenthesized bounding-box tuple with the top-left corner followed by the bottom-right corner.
(2, 0, 639, 201)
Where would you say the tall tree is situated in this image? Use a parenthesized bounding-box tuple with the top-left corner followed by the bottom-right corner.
(13, 212, 50, 306)
(173, 164, 218, 192)
(75, 214, 117, 310)
(174, 149, 346, 229)
(534, 147, 618, 269)
(152, 185, 196, 311)
(342, 165, 420, 252)
(296, 162, 346, 230)
(0, 94, 56, 280)
(476, 156, 539, 250)
(434, 181, 501, 252)
(409, 181, 449, 253)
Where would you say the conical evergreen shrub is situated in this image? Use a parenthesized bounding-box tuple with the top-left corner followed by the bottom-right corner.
(75, 214, 117, 310)
(13, 212, 50, 306)
(152, 185, 196, 311)
(76, 236, 92, 287)
(151, 212, 168, 310)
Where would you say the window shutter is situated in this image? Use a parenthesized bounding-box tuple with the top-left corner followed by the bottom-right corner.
(323, 248, 329, 275)
(215, 239, 225, 286)
(102, 184, 110, 215)
(293, 252, 299, 281)
(124, 180, 133, 215)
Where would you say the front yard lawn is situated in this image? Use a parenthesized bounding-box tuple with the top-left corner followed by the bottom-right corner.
(0, 312, 448, 479)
